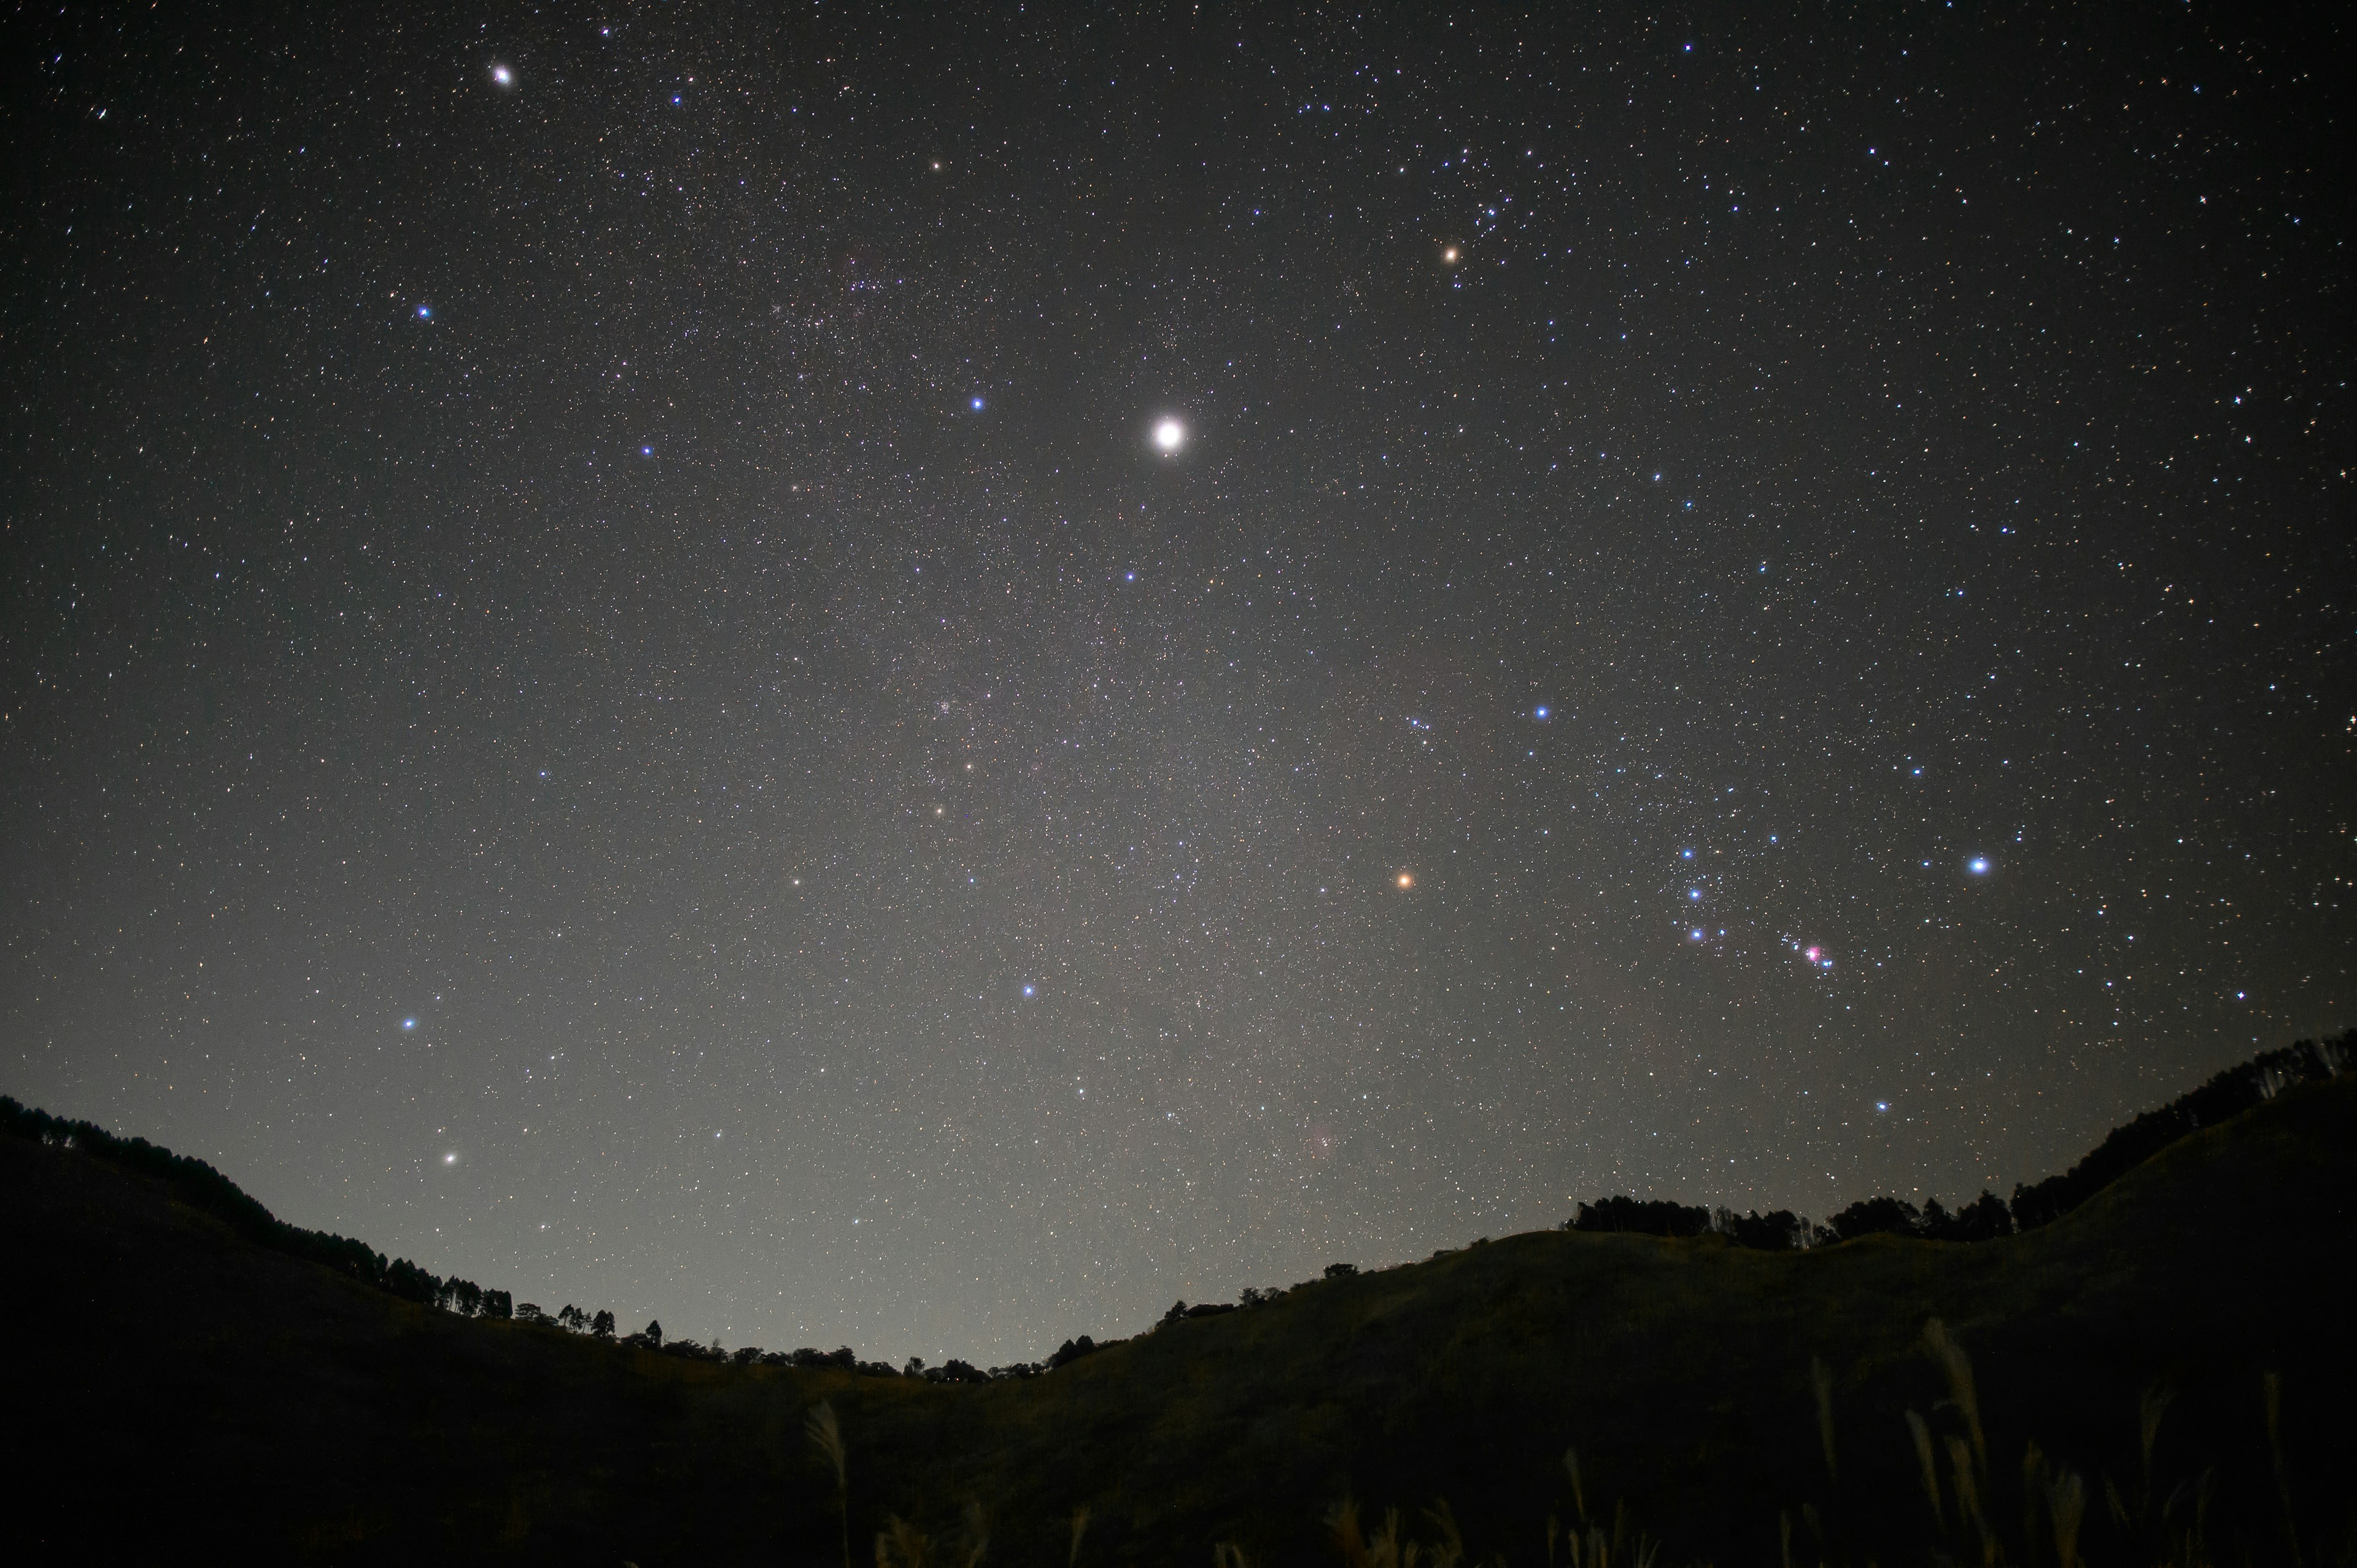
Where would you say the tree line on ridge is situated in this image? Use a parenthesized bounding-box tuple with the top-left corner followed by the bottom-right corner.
(4, 1031, 2345, 1377)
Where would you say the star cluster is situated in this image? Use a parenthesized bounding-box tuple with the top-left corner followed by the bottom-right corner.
(2, 4, 2349, 1364)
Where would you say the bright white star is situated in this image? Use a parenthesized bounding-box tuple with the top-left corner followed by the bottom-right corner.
(1153, 418, 1185, 452)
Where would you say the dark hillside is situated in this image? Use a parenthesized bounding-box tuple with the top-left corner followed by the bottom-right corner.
(4, 1078, 2352, 1566)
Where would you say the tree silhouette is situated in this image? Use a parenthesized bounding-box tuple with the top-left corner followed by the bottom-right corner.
(1954, 1191, 2014, 1240)
(1916, 1198, 1999, 1242)
(1568, 1197, 1711, 1237)
(384, 1258, 439, 1304)
(1720, 1208, 1809, 1251)
(1827, 1196, 1921, 1242)
(928, 1359, 988, 1384)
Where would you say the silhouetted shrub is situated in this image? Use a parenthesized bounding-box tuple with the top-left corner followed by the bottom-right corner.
(643, 1319, 664, 1348)
(590, 1310, 616, 1340)
(731, 1346, 762, 1367)
(1049, 1335, 1099, 1369)
(1160, 1300, 1190, 1327)
(1323, 1262, 1361, 1279)
(1568, 1197, 1712, 1237)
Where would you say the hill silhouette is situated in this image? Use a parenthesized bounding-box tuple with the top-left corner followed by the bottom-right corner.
(3, 1043, 2351, 1566)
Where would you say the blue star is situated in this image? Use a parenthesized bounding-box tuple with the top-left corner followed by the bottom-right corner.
(971, 396, 985, 410)
(1021, 984, 1035, 998)
(1968, 858, 1990, 875)
(403, 1018, 417, 1030)
(416, 306, 431, 319)
(1534, 705, 1550, 719)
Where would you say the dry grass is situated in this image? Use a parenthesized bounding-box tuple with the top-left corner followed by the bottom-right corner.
(1262, 1317, 2330, 1568)
(2266, 1369, 2304, 1568)
(808, 1400, 851, 1568)
(1906, 1407, 1942, 1534)
(875, 1514, 931, 1568)
(1811, 1354, 1839, 1484)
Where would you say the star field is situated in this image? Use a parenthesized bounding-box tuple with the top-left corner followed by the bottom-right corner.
(2, 4, 2351, 1364)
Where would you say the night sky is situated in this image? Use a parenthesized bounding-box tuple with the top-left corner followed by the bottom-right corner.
(4, 4, 2351, 1365)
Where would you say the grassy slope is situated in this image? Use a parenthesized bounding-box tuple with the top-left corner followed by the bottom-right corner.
(4, 1078, 2351, 1567)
